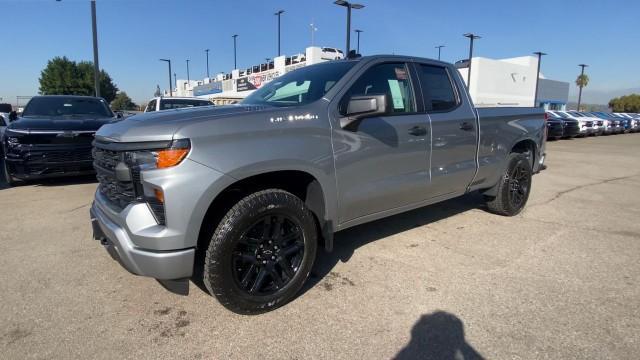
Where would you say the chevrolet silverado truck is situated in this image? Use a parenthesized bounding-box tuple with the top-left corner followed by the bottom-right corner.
(90, 55, 545, 314)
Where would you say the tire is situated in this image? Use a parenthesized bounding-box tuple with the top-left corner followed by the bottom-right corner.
(2, 160, 18, 187)
(485, 152, 532, 216)
(203, 189, 318, 314)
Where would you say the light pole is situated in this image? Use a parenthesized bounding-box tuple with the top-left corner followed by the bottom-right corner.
(159, 59, 172, 97)
(463, 33, 481, 89)
(533, 52, 547, 107)
(435, 45, 445, 61)
(55, 0, 101, 97)
(173, 73, 177, 92)
(186, 59, 190, 83)
(310, 21, 318, 46)
(577, 64, 589, 111)
(334, 1, 365, 56)
(232, 34, 238, 69)
(205, 49, 210, 78)
(274, 10, 284, 56)
(354, 29, 363, 54)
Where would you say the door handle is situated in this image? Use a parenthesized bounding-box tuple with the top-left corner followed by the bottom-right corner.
(459, 122, 474, 131)
(408, 125, 427, 136)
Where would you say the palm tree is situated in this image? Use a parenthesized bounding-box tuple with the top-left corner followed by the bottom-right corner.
(576, 74, 590, 111)
(575, 74, 589, 88)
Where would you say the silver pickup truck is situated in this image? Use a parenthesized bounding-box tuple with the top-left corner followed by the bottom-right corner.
(90, 55, 545, 314)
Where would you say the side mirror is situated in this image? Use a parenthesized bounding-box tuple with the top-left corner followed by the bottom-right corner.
(9, 111, 18, 122)
(340, 94, 387, 129)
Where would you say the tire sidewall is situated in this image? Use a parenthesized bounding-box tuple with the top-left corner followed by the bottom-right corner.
(205, 190, 317, 313)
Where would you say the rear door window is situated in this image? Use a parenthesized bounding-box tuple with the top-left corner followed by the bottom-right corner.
(417, 64, 458, 112)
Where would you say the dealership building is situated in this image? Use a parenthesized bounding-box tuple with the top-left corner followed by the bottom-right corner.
(169, 47, 569, 110)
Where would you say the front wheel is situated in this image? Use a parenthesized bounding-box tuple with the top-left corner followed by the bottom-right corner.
(485, 152, 532, 216)
(2, 160, 18, 187)
(203, 189, 318, 314)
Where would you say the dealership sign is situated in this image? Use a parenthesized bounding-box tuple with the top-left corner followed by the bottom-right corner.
(237, 69, 282, 92)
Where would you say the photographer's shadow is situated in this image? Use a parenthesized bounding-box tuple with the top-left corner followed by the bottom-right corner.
(395, 311, 484, 360)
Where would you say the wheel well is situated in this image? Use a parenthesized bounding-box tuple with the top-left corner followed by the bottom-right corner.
(511, 139, 536, 168)
(195, 171, 327, 265)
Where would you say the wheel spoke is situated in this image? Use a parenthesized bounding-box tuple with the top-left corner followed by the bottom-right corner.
(269, 268, 285, 287)
(280, 228, 302, 244)
(281, 243, 302, 256)
(277, 257, 295, 278)
(240, 264, 257, 288)
(272, 216, 284, 241)
(262, 216, 272, 239)
(239, 253, 257, 264)
(249, 268, 268, 294)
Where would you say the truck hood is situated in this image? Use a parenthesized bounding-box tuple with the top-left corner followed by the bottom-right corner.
(8, 116, 116, 131)
(96, 104, 272, 143)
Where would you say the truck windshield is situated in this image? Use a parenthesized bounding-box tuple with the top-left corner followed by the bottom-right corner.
(22, 97, 114, 118)
(242, 61, 356, 107)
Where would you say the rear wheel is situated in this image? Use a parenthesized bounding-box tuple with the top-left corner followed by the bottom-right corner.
(485, 152, 532, 216)
(203, 189, 318, 314)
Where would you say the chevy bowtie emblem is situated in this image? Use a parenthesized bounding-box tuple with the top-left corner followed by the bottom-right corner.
(57, 131, 78, 138)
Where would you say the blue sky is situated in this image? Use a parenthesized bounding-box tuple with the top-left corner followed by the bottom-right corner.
(1, 0, 639, 105)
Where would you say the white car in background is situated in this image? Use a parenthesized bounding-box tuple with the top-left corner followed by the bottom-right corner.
(549, 111, 595, 137)
(321, 47, 345, 60)
(144, 97, 213, 112)
(615, 113, 640, 132)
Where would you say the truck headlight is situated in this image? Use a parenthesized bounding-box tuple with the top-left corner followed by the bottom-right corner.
(125, 138, 190, 170)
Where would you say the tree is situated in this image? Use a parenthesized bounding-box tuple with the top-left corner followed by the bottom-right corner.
(39, 56, 118, 103)
(609, 94, 640, 112)
(575, 74, 589, 88)
(110, 92, 137, 111)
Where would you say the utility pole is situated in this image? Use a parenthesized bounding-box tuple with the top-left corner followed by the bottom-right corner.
(435, 45, 445, 61)
(533, 52, 547, 107)
(275, 10, 284, 56)
(205, 49, 210, 78)
(186, 59, 190, 83)
(463, 33, 481, 89)
(232, 34, 238, 69)
(577, 64, 589, 111)
(159, 59, 172, 96)
(354, 29, 363, 54)
(90, 0, 100, 97)
(334, 1, 365, 56)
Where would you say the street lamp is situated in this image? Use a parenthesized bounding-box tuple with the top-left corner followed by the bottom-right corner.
(232, 34, 238, 69)
(435, 45, 445, 61)
(173, 73, 177, 92)
(577, 64, 589, 111)
(533, 52, 547, 107)
(274, 10, 284, 56)
(334, 0, 365, 56)
(159, 59, 172, 97)
(55, 0, 101, 97)
(186, 59, 190, 83)
(463, 33, 481, 89)
(354, 29, 363, 54)
(205, 49, 210, 78)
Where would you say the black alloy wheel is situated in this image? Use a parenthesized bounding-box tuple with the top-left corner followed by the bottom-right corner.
(507, 161, 530, 210)
(232, 214, 305, 296)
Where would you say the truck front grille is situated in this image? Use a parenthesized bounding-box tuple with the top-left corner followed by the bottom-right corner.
(92, 147, 136, 211)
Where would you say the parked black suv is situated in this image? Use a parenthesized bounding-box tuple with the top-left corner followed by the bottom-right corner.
(2, 95, 118, 185)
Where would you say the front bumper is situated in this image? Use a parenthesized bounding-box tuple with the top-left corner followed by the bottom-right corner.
(4, 145, 94, 180)
(90, 200, 195, 280)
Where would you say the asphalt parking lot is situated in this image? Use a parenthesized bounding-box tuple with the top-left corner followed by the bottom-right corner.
(1, 134, 639, 359)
